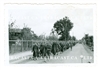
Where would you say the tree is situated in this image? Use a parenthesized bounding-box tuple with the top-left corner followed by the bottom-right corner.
(46, 35, 58, 40)
(84, 34, 89, 45)
(21, 27, 33, 40)
(82, 34, 93, 47)
(32, 34, 38, 40)
(9, 20, 16, 28)
(51, 29, 55, 36)
(71, 36, 76, 41)
(53, 16, 73, 41)
(38, 34, 45, 40)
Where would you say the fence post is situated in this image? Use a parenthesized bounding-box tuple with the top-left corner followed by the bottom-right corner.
(26, 41, 28, 50)
(32, 40, 33, 48)
(21, 39, 23, 52)
(14, 42, 16, 53)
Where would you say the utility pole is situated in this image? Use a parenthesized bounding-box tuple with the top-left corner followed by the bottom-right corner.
(64, 17, 68, 41)
(65, 23, 67, 41)
(51, 28, 55, 40)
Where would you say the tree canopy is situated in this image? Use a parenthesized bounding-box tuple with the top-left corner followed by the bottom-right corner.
(53, 16, 73, 41)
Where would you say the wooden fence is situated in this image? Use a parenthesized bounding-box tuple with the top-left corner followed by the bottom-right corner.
(9, 40, 76, 54)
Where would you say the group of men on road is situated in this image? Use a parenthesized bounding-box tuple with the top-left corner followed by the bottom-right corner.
(32, 41, 77, 62)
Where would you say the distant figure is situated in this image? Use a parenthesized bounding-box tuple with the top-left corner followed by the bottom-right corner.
(69, 43, 72, 51)
(88, 61, 91, 63)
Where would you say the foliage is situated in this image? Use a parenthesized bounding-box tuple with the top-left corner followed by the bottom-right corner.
(46, 35, 58, 40)
(71, 36, 76, 41)
(21, 27, 32, 40)
(83, 34, 94, 47)
(53, 16, 73, 41)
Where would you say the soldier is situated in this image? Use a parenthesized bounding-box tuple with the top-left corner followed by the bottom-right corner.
(63, 42, 66, 50)
(46, 43, 52, 60)
(32, 43, 39, 60)
(70, 42, 72, 51)
(66, 42, 69, 49)
(40, 42, 45, 59)
(55, 42, 59, 55)
(57, 42, 62, 54)
(41, 42, 47, 62)
(37, 43, 40, 57)
(60, 42, 64, 53)
(51, 42, 57, 57)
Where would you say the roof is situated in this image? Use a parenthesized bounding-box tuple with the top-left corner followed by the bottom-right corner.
(9, 28, 22, 33)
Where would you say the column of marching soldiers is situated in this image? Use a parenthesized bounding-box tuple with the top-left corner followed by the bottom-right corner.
(31, 41, 77, 62)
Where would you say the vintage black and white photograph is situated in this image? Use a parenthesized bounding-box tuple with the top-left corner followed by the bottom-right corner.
(5, 4, 94, 64)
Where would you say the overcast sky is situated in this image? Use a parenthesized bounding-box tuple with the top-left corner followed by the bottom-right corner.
(6, 4, 93, 40)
